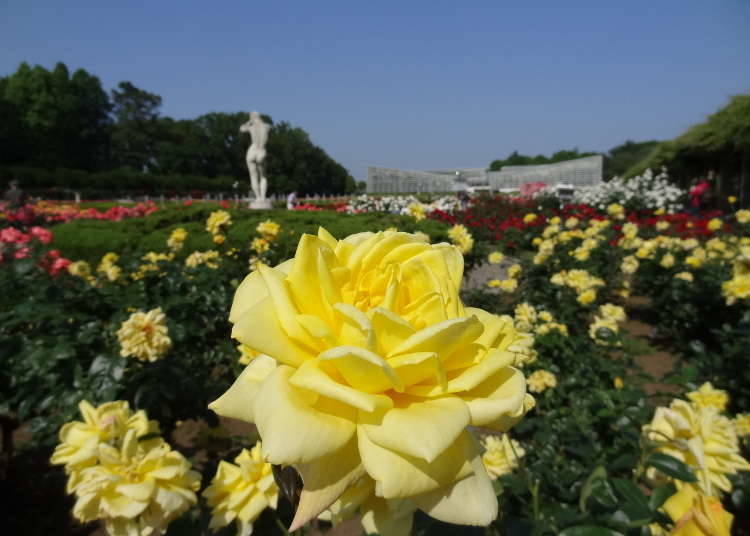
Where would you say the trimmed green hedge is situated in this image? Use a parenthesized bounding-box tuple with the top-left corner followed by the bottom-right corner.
(1, 165, 237, 199)
(52, 205, 452, 264)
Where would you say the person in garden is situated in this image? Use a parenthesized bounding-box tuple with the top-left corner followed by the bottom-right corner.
(286, 190, 297, 209)
(689, 172, 714, 214)
(3, 180, 28, 209)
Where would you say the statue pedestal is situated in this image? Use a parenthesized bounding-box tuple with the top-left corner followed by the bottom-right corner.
(249, 198, 272, 210)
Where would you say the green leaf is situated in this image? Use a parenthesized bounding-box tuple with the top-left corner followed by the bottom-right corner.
(649, 483, 677, 511)
(646, 453, 698, 483)
(559, 527, 624, 536)
(580, 466, 607, 512)
(611, 478, 650, 517)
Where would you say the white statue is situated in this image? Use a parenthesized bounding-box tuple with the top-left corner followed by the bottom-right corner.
(240, 111, 271, 208)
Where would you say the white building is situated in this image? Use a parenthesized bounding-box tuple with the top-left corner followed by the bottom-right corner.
(367, 155, 603, 193)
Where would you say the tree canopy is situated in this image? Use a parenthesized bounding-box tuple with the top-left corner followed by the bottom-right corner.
(1, 62, 356, 194)
(624, 94, 750, 184)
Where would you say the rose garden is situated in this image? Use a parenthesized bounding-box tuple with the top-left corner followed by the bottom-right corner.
(2, 167, 750, 535)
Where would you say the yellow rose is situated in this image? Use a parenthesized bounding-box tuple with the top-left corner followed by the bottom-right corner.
(662, 485, 733, 535)
(499, 278, 518, 292)
(213, 233, 226, 245)
(487, 251, 504, 264)
(72, 429, 200, 536)
(722, 274, 750, 305)
(621, 256, 639, 275)
(526, 370, 557, 393)
(251, 237, 270, 253)
(206, 209, 232, 235)
(675, 272, 694, 282)
(613, 377, 624, 389)
(734, 414, 750, 437)
(448, 224, 474, 253)
(257, 219, 281, 240)
(656, 221, 670, 231)
(51, 400, 160, 492)
(686, 382, 729, 411)
(577, 289, 597, 305)
(707, 218, 723, 232)
(660, 253, 676, 268)
(607, 204, 624, 219)
(210, 229, 531, 530)
(481, 434, 525, 479)
(728, 196, 737, 204)
(117, 307, 172, 362)
(523, 213, 537, 224)
(643, 399, 750, 495)
(167, 227, 188, 251)
(203, 442, 278, 535)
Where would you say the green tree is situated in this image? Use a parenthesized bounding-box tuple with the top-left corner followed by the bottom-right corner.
(489, 148, 599, 171)
(266, 121, 355, 195)
(110, 81, 163, 172)
(604, 140, 659, 178)
(2, 62, 112, 170)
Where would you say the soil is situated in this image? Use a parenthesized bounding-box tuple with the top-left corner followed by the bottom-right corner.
(621, 319, 681, 398)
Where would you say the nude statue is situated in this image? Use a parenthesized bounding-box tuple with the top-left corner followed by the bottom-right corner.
(240, 111, 271, 202)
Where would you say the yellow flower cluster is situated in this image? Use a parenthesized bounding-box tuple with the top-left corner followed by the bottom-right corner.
(736, 209, 750, 224)
(206, 210, 232, 244)
(550, 269, 605, 305)
(407, 202, 426, 221)
(480, 434, 525, 480)
(117, 307, 172, 362)
(68, 260, 96, 285)
(203, 442, 279, 536)
(512, 303, 567, 337)
(527, 369, 557, 393)
(607, 203, 625, 219)
(589, 303, 626, 346)
(487, 251, 504, 264)
(185, 250, 220, 269)
(97, 252, 122, 282)
(251, 237, 270, 254)
(210, 228, 534, 531)
(256, 219, 281, 240)
(487, 278, 518, 292)
(166, 228, 188, 252)
(722, 273, 750, 305)
(686, 382, 729, 411)
(643, 398, 750, 496)
(448, 224, 474, 253)
(51, 400, 200, 536)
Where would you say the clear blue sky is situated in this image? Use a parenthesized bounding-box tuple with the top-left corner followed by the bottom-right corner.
(2, 1, 749, 179)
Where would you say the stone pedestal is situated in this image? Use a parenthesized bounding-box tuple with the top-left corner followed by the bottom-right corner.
(249, 199, 272, 210)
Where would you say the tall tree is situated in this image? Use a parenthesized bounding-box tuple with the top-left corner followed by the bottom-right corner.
(2, 62, 111, 170)
(110, 81, 163, 171)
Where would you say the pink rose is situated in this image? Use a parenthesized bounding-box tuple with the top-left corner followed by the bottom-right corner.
(1, 227, 31, 244)
(49, 257, 72, 276)
(30, 226, 54, 244)
(14, 247, 30, 259)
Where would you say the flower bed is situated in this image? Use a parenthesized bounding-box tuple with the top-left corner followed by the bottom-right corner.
(2, 199, 749, 535)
